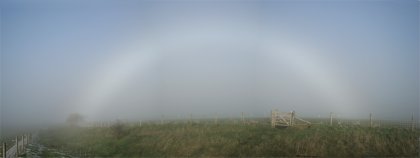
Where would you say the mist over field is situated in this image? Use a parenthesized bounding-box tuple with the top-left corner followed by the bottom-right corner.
(0, 0, 418, 135)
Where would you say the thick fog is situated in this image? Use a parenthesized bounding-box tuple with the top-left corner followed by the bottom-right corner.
(1, 1, 418, 133)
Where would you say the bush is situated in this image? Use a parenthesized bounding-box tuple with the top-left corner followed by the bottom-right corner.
(110, 120, 127, 139)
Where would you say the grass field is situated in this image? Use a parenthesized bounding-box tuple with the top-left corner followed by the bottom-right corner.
(38, 119, 419, 157)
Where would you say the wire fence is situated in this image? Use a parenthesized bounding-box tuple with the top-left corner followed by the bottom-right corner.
(84, 111, 419, 131)
(0, 134, 31, 158)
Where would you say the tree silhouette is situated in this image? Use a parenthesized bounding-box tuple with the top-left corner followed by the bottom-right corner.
(66, 113, 84, 127)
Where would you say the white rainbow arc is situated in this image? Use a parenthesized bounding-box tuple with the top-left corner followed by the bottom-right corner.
(78, 37, 362, 120)
(80, 45, 157, 120)
(264, 42, 363, 116)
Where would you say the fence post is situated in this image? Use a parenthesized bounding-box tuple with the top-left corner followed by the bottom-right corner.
(23, 134, 26, 147)
(271, 110, 276, 128)
(292, 111, 295, 126)
(21, 135, 25, 153)
(289, 111, 295, 126)
(161, 114, 164, 125)
(289, 111, 292, 126)
(418, 137, 420, 158)
(329, 112, 333, 126)
(419, 137, 420, 157)
(411, 113, 414, 131)
(241, 112, 244, 124)
(215, 113, 218, 125)
(189, 113, 193, 125)
(2, 142, 6, 158)
(15, 136, 19, 157)
(369, 113, 373, 128)
(271, 110, 273, 128)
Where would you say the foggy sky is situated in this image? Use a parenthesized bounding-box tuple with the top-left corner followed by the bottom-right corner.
(1, 0, 419, 130)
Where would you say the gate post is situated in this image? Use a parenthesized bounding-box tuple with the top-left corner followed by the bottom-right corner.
(15, 136, 19, 157)
(2, 142, 6, 158)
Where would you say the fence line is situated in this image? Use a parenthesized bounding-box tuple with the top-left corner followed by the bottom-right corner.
(305, 112, 418, 130)
(84, 111, 418, 131)
(1, 134, 31, 158)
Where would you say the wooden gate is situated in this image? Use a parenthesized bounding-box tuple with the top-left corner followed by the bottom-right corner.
(271, 109, 311, 128)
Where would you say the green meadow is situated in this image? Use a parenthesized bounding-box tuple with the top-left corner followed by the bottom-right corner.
(38, 120, 419, 157)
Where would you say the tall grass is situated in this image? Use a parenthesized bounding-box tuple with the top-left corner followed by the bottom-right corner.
(39, 121, 419, 157)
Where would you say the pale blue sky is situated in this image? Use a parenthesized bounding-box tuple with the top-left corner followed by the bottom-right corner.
(0, 0, 418, 130)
